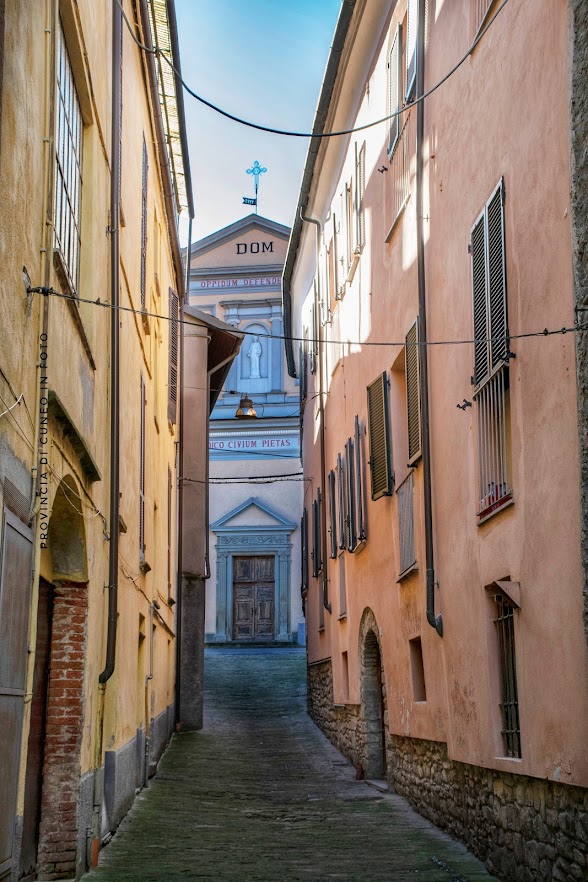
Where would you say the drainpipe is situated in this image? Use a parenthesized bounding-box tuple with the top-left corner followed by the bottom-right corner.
(301, 212, 331, 614)
(416, 0, 442, 637)
(99, 0, 122, 683)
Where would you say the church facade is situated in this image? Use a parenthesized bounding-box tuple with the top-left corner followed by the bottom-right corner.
(188, 215, 304, 644)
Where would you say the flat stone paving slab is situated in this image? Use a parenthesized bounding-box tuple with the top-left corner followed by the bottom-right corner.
(83, 647, 497, 882)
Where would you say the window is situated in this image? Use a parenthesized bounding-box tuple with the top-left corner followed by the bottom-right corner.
(301, 508, 309, 601)
(405, 0, 418, 101)
(367, 372, 394, 499)
(397, 470, 416, 577)
(311, 489, 322, 577)
(139, 375, 146, 561)
(344, 419, 366, 553)
(354, 415, 366, 543)
(494, 593, 521, 758)
(328, 469, 337, 559)
(54, 18, 83, 293)
(355, 142, 366, 251)
(388, 25, 402, 157)
(167, 288, 179, 424)
(409, 637, 426, 701)
(405, 321, 422, 464)
(471, 180, 511, 519)
(337, 453, 346, 551)
(140, 136, 149, 310)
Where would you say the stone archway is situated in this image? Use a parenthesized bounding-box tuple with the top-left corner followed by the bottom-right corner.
(26, 476, 89, 880)
(359, 609, 388, 780)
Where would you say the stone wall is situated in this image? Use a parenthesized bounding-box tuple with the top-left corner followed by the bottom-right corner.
(308, 658, 588, 882)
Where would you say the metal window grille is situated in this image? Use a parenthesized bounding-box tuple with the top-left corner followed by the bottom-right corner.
(167, 288, 179, 423)
(55, 19, 83, 293)
(328, 470, 337, 559)
(140, 136, 149, 309)
(406, 321, 422, 464)
(388, 24, 402, 157)
(474, 366, 511, 518)
(405, 0, 418, 101)
(397, 470, 416, 576)
(494, 594, 521, 758)
(355, 142, 366, 250)
(367, 373, 394, 499)
(139, 375, 146, 560)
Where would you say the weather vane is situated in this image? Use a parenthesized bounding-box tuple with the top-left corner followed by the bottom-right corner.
(243, 160, 267, 214)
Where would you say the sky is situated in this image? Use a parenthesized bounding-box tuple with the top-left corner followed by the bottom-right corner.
(174, 0, 342, 245)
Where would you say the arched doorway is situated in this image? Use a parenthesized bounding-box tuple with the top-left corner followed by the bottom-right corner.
(20, 476, 88, 881)
(359, 610, 388, 780)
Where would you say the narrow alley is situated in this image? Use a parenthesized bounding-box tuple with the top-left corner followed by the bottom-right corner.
(83, 649, 495, 882)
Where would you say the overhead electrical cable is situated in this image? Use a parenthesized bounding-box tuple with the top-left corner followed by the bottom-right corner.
(116, 0, 512, 140)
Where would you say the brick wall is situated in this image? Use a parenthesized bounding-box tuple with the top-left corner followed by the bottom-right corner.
(37, 580, 87, 880)
(308, 658, 588, 882)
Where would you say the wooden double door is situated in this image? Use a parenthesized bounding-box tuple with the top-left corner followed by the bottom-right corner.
(233, 556, 275, 641)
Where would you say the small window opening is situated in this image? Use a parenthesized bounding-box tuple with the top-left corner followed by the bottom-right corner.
(409, 637, 426, 702)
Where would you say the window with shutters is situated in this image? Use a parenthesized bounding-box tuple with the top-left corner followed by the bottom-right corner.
(140, 135, 149, 310)
(355, 142, 366, 251)
(345, 180, 354, 273)
(367, 373, 394, 499)
(405, 321, 422, 464)
(405, 0, 418, 101)
(471, 179, 512, 520)
(139, 374, 146, 561)
(54, 18, 84, 294)
(388, 25, 402, 158)
(301, 508, 309, 600)
(337, 453, 346, 551)
(311, 490, 322, 577)
(168, 288, 179, 424)
(345, 424, 366, 555)
(397, 470, 416, 578)
(328, 470, 337, 559)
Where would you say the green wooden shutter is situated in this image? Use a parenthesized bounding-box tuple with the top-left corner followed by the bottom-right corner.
(140, 136, 148, 310)
(472, 212, 488, 384)
(406, 321, 422, 464)
(367, 372, 394, 499)
(388, 25, 402, 156)
(168, 288, 179, 423)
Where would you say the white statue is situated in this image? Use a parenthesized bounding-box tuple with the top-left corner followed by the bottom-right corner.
(247, 336, 262, 379)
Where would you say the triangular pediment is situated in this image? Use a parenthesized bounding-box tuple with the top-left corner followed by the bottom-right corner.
(189, 214, 290, 264)
(210, 496, 296, 533)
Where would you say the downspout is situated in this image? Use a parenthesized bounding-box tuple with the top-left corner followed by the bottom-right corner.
(416, 0, 442, 637)
(301, 212, 331, 614)
(99, 0, 122, 683)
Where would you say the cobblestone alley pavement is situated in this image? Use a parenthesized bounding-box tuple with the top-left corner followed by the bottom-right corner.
(84, 648, 497, 882)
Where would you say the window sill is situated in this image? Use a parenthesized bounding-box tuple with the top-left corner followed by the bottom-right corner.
(397, 562, 418, 583)
(477, 495, 514, 526)
(338, 613, 347, 622)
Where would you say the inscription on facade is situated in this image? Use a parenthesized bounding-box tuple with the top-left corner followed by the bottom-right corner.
(236, 241, 273, 254)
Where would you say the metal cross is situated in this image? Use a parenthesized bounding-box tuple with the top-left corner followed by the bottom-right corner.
(246, 160, 267, 212)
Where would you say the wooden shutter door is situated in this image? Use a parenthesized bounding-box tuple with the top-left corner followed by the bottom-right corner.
(0, 510, 33, 878)
(345, 437, 357, 551)
(487, 180, 508, 369)
(472, 212, 489, 384)
(328, 470, 337, 559)
(406, 322, 422, 464)
(367, 372, 394, 499)
(388, 25, 401, 155)
(355, 415, 366, 541)
(406, 0, 418, 100)
(168, 288, 179, 423)
(140, 136, 148, 309)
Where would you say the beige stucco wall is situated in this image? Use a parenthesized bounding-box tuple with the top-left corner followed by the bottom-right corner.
(293, 0, 588, 787)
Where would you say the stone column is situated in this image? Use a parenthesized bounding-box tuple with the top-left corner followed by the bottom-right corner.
(270, 304, 283, 392)
(277, 550, 290, 640)
(215, 550, 228, 641)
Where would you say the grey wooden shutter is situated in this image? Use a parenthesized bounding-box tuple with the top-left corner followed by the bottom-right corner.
(140, 374, 146, 558)
(140, 136, 148, 310)
(337, 453, 346, 550)
(367, 372, 394, 499)
(488, 180, 507, 369)
(168, 288, 179, 423)
(0, 509, 33, 876)
(345, 437, 357, 551)
(301, 509, 309, 596)
(471, 212, 488, 384)
(355, 415, 366, 541)
(346, 182, 354, 266)
(388, 25, 402, 156)
(299, 341, 307, 403)
(406, 322, 422, 463)
(332, 213, 340, 299)
(328, 470, 337, 558)
(167, 466, 172, 597)
(310, 304, 317, 375)
(406, 0, 418, 101)
(311, 491, 322, 576)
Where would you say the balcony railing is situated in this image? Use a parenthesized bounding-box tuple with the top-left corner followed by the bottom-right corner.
(397, 470, 416, 577)
(474, 365, 512, 520)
